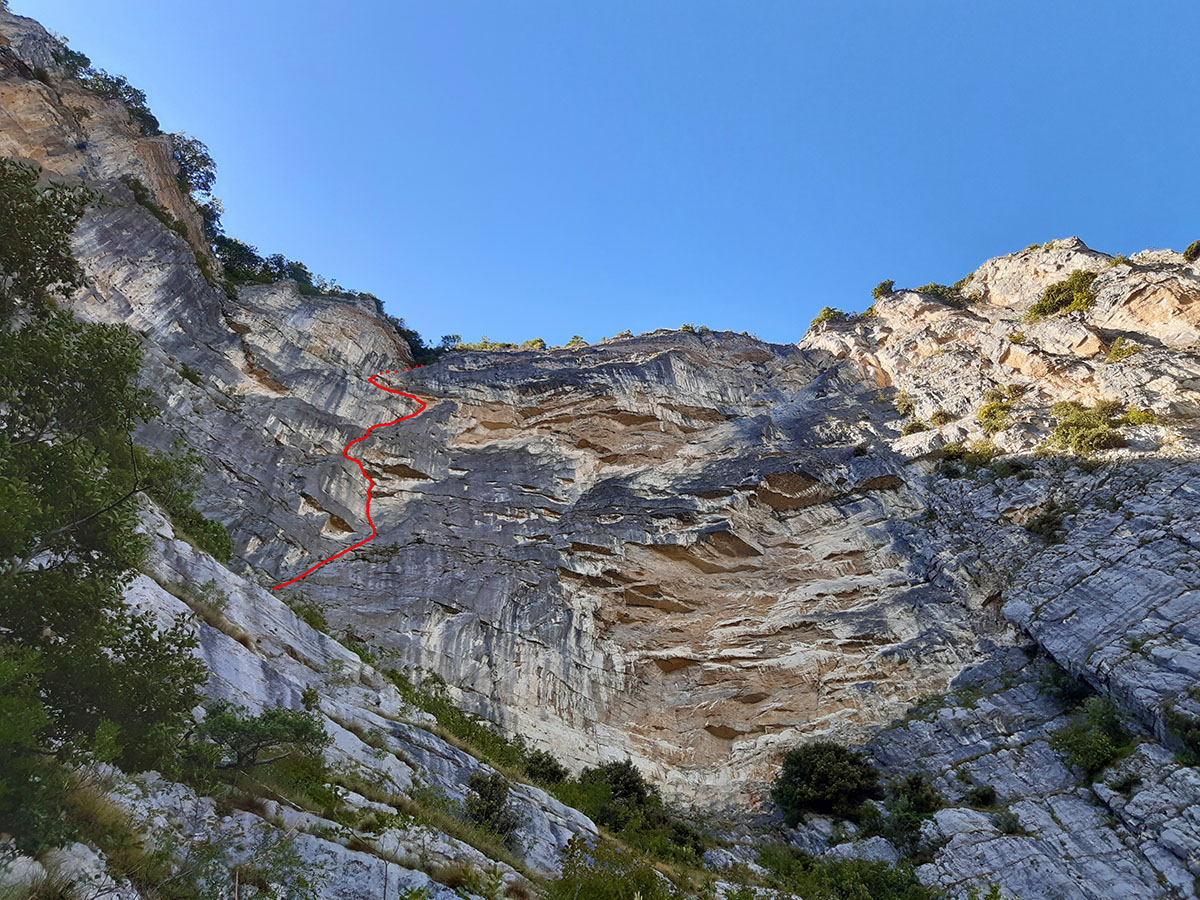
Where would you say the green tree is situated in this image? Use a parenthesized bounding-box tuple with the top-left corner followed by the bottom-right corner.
(0, 158, 207, 848)
(465, 771, 525, 846)
(0, 158, 96, 317)
(192, 701, 331, 771)
(771, 741, 882, 824)
(170, 132, 217, 197)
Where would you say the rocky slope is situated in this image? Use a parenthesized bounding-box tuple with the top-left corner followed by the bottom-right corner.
(2, 7, 1199, 898)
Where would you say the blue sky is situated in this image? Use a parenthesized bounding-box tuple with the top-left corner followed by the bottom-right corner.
(19, 1, 1200, 347)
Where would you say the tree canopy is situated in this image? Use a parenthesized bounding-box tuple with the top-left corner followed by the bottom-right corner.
(0, 158, 207, 852)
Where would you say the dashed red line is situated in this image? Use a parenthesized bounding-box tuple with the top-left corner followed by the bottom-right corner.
(272, 365, 428, 589)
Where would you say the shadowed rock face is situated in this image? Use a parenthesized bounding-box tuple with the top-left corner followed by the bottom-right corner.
(3, 4, 1199, 831)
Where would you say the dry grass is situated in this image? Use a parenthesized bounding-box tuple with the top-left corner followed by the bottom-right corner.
(149, 575, 254, 649)
(0, 873, 80, 900)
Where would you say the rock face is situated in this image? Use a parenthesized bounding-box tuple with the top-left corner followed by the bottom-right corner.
(3, 8, 1200, 897)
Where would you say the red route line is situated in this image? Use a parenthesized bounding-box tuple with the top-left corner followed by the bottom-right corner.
(272, 366, 428, 590)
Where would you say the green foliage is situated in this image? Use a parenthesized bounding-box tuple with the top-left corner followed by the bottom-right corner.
(547, 837, 677, 900)
(914, 278, 979, 307)
(1007, 331, 1025, 343)
(1050, 696, 1132, 778)
(858, 773, 945, 862)
(962, 784, 998, 808)
(1183, 240, 1200, 263)
(558, 760, 705, 864)
(900, 421, 928, 436)
(210, 240, 446, 362)
(930, 409, 954, 426)
(212, 235, 266, 281)
(934, 441, 1000, 478)
(524, 747, 569, 785)
(135, 443, 233, 560)
(1024, 502, 1068, 542)
(1109, 772, 1142, 795)
(0, 158, 98, 317)
(383, 667, 530, 772)
(1105, 337, 1139, 362)
(49, 42, 163, 136)
(1025, 269, 1098, 320)
(977, 401, 1013, 436)
(190, 700, 332, 772)
(449, 334, 548, 353)
(811, 306, 850, 328)
(465, 772, 524, 846)
(1046, 400, 1127, 455)
(1039, 661, 1093, 707)
(567, 334, 588, 346)
(771, 741, 882, 825)
(757, 843, 943, 900)
(382, 666, 701, 863)
(0, 159, 207, 852)
(170, 132, 217, 197)
(894, 391, 916, 417)
(158, 820, 325, 900)
(992, 809, 1027, 835)
(120, 175, 191, 243)
(872, 280, 895, 300)
(1162, 700, 1200, 764)
(284, 595, 329, 632)
(1119, 407, 1156, 426)
(1108, 254, 1131, 267)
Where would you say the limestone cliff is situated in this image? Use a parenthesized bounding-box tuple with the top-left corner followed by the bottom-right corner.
(3, 6, 1199, 898)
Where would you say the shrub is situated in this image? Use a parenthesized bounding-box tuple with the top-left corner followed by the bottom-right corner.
(771, 741, 882, 824)
(466, 772, 525, 846)
(1050, 696, 1132, 778)
(900, 421, 928, 436)
(566, 335, 587, 346)
(1039, 661, 1093, 707)
(757, 844, 941, 900)
(914, 278, 979, 307)
(1162, 701, 1200, 764)
(1105, 337, 1139, 362)
(1109, 772, 1142, 795)
(1007, 331, 1026, 343)
(136, 443, 233, 561)
(120, 175, 191, 241)
(1108, 254, 1132, 267)
(547, 837, 676, 900)
(894, 391, 916, 417)
(962, 784, 998, 808)
(1024, 502, 1067, 542)
(189, 701, 332, 772)
(930, 409, 954, 426)
(934, 440, 1001, 478)
(977, 401, 1014, 436)
(858, 772, 944, 862)
(811, 306, 850, 328)
(1184, 240, 1200, 263)
(281, 593, 328, 632)
(1046, 401, 1126, 455)
(1026, 270, 1098, 320)
(524, 748, 569, 785)
(993, 809, 1027, 835)
(556, 760, 704, 864)
(872, 280, 895, 300)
